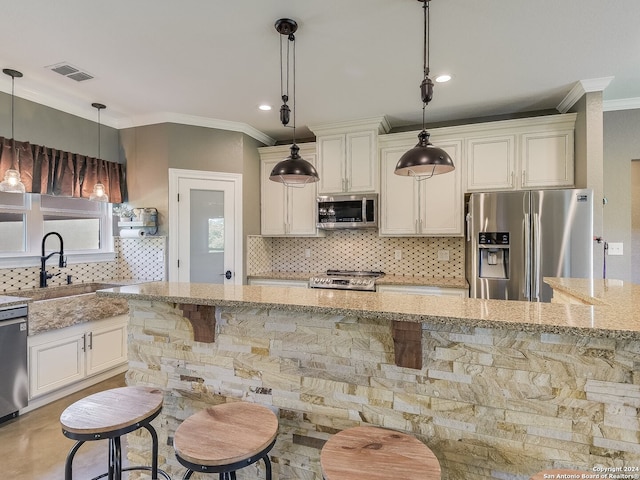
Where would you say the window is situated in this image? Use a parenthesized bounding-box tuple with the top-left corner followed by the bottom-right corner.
(0, 193, 113, 267)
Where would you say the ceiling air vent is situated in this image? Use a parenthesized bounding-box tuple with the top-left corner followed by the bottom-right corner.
(46, 62, 94, 82)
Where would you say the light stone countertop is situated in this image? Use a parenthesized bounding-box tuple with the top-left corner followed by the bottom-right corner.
(248, 272, 468, 289)
(99, 279, 640, 339)
(0, 295, 32, 309)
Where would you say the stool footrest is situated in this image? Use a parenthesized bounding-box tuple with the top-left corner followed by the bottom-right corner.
(91, 466, 171, 480)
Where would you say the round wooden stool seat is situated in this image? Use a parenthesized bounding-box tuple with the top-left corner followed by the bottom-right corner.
(321, 426, 441, 480)
(530, 469, 592, 479)
(60, 386, 169, 480)
(174, 402, 279, 479)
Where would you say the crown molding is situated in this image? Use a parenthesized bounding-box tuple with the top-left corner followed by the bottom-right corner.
(603, 97, 640, 112)
(557, 77, 614, 113)
(116, 112, 275, 145)
(0, 82, 275, 144)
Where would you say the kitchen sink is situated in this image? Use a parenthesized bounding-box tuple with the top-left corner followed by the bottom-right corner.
(12, 282, 120, 301)
(12, 282, 128, 335)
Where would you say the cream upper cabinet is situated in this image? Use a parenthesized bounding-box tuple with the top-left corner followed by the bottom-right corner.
(465, 113, 576, 192)
(520, 128, 574, 188)
(379, 133, 463, 237)
(466, 135, 517, 191)
(259, 144, 319, 237)
(310, 117, 390, 195)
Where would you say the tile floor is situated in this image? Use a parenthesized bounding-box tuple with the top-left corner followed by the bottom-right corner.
(0, 374, 128, 479)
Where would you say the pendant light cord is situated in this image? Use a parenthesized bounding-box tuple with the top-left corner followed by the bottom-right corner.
(292, 34, 297, 146)
(10, 74, 18, 170)
(279, 31, 297, 144)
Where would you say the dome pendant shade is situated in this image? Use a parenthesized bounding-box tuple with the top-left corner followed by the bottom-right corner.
(269, 144, 319, 185)
(394, 130, 455, 177)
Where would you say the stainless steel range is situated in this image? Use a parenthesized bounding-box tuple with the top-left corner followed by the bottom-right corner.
(309, 270, 385, 292)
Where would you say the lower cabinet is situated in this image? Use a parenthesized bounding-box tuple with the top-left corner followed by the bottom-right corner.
(377, 284, 468, 297)
(28, 314, 128, 400)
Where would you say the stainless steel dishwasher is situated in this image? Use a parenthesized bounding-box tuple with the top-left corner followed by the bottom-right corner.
(0, 304, 28, 424)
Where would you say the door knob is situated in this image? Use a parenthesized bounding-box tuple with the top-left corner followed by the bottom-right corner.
(225, 270, 232, 280)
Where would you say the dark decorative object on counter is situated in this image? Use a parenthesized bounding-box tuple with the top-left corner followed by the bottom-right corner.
(394, 0, 455, 179)
(269, 18, 319, 186)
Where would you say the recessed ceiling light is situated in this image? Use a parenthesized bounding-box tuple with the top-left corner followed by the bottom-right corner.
(435, 74, 452, 83)
(259, 104, 272, 111)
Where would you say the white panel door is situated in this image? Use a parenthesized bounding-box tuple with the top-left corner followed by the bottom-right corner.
(379, 147, 420, 235)
(29, 333, 85, 398)
(169, 169, 243, 284)
(346, 131, 376, 193)
(86, 318, 127, 376)
(317, 135, 346, 194)
(420, 140, 463, 236)
(466, 135, 516, 191)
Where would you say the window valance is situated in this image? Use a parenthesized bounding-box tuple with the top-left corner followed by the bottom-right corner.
(0, 137, 127, 203)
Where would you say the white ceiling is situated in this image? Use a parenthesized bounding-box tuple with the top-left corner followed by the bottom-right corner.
(0, 0, 638, 144)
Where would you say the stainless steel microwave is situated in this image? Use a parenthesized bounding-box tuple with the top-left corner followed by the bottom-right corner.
(317, 194, 378, 229)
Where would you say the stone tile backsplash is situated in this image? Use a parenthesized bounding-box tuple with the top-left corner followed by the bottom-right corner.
(0, 236, 166, 293)
(247, 231, 464, 278)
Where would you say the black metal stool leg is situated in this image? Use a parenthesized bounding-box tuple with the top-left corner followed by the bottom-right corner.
(183, 470, 194, 479)
(143, 423, 160, 479)
(263, 454, 272, 480)
(65, 440, 84, 480)
(113, 436, 122, 480)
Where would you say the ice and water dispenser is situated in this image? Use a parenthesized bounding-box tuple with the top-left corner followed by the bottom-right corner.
(478, 232, 509, 279)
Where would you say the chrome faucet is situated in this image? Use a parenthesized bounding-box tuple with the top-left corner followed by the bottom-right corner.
(40, 232, 66, 288)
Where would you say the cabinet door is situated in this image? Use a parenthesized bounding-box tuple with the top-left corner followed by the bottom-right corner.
(29, 333, 85, 399)
(86, 319, 127, 377)
(466, 135, 516, 191)
(317, 135, 346, 194)
(520, 130, 574, 188)
(346, 131, 377, 193)
(261, 158, 286, 235)
(287, 153, 319, 235)
(420, 140, 463, 236)
(379, 146, 420, 235)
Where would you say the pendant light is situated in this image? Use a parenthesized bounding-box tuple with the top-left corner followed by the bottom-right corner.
(0, 68, 26, 193)
(269, 18, 319, 186)
(394, 0, 454, 178)
(89, 102, 108, 202)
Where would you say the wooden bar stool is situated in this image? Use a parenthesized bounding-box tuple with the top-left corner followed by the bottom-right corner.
(320, 425, 441, 480)
(174, 402, 279, 480)
(60, 386, 170, 480)
(530, 469, 592, 479)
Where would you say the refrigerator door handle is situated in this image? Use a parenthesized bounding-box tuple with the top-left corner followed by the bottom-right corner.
(533, 212, 541, 301)
(466, 213, 471, 242)
(524, 213, 531, 299)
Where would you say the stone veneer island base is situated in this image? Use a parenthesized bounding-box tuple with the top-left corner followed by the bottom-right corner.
(98, 281, 640, 480)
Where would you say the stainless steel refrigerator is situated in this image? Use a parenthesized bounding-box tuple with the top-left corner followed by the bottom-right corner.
(465, 189, 593, 302)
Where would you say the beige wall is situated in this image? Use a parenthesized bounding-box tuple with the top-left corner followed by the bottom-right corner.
(603, 109, 640, 282)
(572, 93, 605, 280)
(121, 122, 263, 281)
(0, 92, 121, 163)
(632, 161, 640, 284)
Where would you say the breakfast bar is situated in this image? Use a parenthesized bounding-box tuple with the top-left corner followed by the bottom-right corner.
(98, 279, 640, 480)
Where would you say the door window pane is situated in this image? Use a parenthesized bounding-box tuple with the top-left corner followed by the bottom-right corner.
(0, 212, 25, 252)
(43, 217, 101, 250)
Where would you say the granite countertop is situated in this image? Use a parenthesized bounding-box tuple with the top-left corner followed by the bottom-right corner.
(544, 277, 633, 306)
(99, 279, 640, 339)
(248, 272, 468, 289)
(0, 295, 32, 309)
